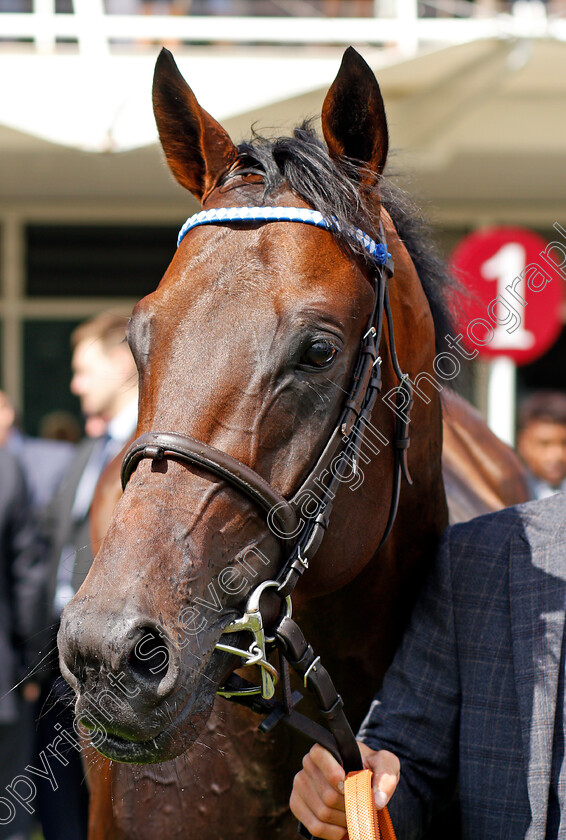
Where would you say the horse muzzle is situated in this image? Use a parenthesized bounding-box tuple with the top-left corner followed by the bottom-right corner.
(57, 605, 188, 757)
(57, 595, 253, 763)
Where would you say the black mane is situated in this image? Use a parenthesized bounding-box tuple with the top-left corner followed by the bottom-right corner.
(228, 123, 455, 355)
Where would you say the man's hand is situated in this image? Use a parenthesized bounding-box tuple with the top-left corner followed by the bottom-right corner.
(290, 742, 400, 840)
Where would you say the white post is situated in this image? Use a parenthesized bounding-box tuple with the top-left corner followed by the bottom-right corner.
(487, 356, 517, 447)
(33, 0, 56, 53)
(72, 0, 109, 56)
(396, 0, 419, 55)
(374, 0, 396, 17)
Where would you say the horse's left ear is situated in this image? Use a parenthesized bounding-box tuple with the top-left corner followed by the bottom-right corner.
(322, 47, 388, 178)
(152, 48, 238, 203)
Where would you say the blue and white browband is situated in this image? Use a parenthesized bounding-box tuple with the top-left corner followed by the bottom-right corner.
(177, 206, 390, 265)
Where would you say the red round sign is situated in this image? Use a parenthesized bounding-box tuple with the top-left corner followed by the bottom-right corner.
(450, 226, 564, 366)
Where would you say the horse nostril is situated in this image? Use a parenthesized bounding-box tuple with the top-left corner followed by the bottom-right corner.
(128, 626, 171, 684)
(59, 651, 85, 694)
(59, 612, 180, 703)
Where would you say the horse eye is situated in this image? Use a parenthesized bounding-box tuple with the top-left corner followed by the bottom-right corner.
(300, 339, 338, 369)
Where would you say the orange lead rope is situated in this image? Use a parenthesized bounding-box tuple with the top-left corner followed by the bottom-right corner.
(344, 770, 397, 840)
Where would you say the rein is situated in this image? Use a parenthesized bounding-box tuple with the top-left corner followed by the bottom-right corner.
(121, 207, 412, 818)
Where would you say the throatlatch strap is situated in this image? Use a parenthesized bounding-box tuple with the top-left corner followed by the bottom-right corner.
(344, 770, 397, 840)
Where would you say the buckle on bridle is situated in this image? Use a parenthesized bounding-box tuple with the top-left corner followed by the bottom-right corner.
(216, 580, 292, 700)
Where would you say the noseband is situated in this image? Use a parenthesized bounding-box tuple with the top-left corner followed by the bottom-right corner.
(121, 206, 413, 702)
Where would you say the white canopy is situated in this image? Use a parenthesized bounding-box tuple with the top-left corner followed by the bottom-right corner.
(2, 38, 566, 211)
(0, 50, 362, 153)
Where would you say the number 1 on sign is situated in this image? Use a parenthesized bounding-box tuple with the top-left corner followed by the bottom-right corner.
(481, 243, 535, 350)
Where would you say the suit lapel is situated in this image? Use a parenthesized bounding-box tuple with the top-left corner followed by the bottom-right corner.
(510, 501, 566, 837)
(47, 437, 99, 606)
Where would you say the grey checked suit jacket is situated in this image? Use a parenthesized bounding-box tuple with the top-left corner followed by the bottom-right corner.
(359, 493, 566, 840)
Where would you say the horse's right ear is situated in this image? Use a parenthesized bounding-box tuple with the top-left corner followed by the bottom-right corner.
(152, 48, 238, 203)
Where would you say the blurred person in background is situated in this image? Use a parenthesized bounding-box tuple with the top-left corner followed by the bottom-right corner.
(47, 311, 138, 616)
(104, 1, 190, 14)
(0, 392, 74, 514)
(321, 1, 374, 14)
(32, 312, 138, 840)
(0, 449, 43, 840)
(38, 411, 82, 445)
(516, 390, 566, 499)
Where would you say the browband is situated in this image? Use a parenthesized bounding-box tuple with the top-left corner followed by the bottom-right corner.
(177, 206, 390, 265)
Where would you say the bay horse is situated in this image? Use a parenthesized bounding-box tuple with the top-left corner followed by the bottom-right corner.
(58, 47, 529, 839)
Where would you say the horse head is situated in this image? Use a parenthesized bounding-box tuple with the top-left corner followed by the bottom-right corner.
(58, 47, 447, 764)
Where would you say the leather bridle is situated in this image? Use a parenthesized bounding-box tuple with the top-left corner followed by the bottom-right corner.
(121, 206, 414, 704)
